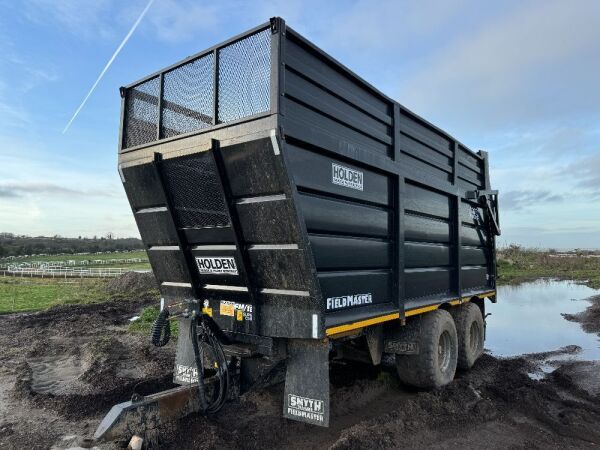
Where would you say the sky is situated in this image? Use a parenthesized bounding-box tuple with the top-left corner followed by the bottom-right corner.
(0, 0, 599, 249)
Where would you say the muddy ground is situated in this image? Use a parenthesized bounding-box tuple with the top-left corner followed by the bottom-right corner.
(564, 294, 600, 336)
(1, 276, 599, 449)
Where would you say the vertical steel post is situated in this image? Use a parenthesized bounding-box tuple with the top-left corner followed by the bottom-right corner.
(157, 73, 164, 141)
(118, 87, 127, 152)
(212, 49, 219, 125)
(453, 142, 462, 298)
(392, 104, 405, 318)
(269, 17, 285, 118)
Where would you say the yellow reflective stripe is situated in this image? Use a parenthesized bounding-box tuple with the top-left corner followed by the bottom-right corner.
(405, 304, 439, 316)
(326, 313, 400, 336)
(325, 290, 497, 337)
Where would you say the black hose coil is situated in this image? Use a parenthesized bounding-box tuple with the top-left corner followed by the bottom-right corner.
(191, 315, 230, 414)
(151, 308, 171, 347)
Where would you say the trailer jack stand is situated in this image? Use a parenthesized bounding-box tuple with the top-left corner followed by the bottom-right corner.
(94, 380, 216, 442)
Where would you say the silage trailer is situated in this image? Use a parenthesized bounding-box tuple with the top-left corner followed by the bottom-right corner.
(95, 17, 500, 441)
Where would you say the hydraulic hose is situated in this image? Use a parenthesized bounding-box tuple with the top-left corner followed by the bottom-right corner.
(151, 307, 171, 347)
(190, 314, 229, 414)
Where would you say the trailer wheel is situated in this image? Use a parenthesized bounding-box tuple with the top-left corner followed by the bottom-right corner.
(395, 309, 457, 388)
(451, 302, 484, 370)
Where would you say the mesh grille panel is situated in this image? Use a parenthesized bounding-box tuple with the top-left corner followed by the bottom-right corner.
(124, 77, 160, 148)
(217, 29, 271, 123)
(161, 53, 215, 139)
(161, 153, 229, 229)
(121, 27, 272, 149)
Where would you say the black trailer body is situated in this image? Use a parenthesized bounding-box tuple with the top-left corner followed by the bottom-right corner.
(114, 18, 499, 430)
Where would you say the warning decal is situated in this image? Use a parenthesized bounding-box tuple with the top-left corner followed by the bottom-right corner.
(219, 301, 253, 321)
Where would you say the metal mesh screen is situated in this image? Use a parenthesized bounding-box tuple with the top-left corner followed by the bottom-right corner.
(124, 77, 160, 148)
(161, 53, 215, 139)
(121, 27, 272, 149)
(161, 153, 229, 229)
(217, 29, 271, 123)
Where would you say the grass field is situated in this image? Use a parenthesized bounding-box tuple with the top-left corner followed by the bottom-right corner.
(0, 276, 110, 313)
(498, 245, 600, 288)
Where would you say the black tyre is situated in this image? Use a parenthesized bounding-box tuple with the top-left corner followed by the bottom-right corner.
(395, 309, 458, 388)
(451, 302, 484, 370)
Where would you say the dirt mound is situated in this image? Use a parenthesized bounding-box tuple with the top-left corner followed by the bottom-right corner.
(0, 294, 174, 450)
(105, 271, 158, 297)
(563, 294, 600, 335)
(14, 331, 175, 419)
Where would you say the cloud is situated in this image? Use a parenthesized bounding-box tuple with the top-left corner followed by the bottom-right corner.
(23, 0, 116, 40)
(398, 0, 600, 131)
(502, 190, 563, 211)
(21, 0, 220, 44)
(0, 182, 121, 199)
(20, 68, 59, 93)
(0, 99, 30, 128)
(0, 26, 59, 130)
(144, 0, 219, 43)
(563, 153, 600, 191)
(327, 0, 467, 52)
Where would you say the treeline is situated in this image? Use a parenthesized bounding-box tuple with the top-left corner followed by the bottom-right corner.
(0, 233, 144, 257)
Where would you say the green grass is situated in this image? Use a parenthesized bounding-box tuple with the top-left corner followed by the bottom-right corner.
(0, 276, 110, 313)
(498, 245, 600, 289)
(128, 306, 178, 337)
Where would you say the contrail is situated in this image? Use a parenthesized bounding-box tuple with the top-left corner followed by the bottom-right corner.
(63, 0, 155, 133)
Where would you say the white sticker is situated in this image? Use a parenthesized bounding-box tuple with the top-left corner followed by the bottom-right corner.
(326, 293, 372, 310)
(195, 256, 238, 275)
(175, 364, 198, 383)
(332, 163, 363, 191)
(287, 394, 325, 423)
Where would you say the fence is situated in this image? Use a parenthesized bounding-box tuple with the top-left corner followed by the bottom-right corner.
(1, 267, 151, 279)
(5, 258, 148, 268)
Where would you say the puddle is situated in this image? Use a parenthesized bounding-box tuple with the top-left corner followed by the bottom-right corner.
(28, 355, 84, 395)
(486, 279, 600, 364)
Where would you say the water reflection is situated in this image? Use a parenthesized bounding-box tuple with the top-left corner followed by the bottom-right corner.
(485, 279, 600, 360)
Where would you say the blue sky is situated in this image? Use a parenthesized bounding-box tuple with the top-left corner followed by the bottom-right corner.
(0, 0, 599, 249)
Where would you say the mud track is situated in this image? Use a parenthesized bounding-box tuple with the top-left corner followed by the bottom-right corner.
(0, 281, 599, 449)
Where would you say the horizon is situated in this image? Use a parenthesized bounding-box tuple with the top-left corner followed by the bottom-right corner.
(1, 232, 598, 253)
(1, 0, 599, 249)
